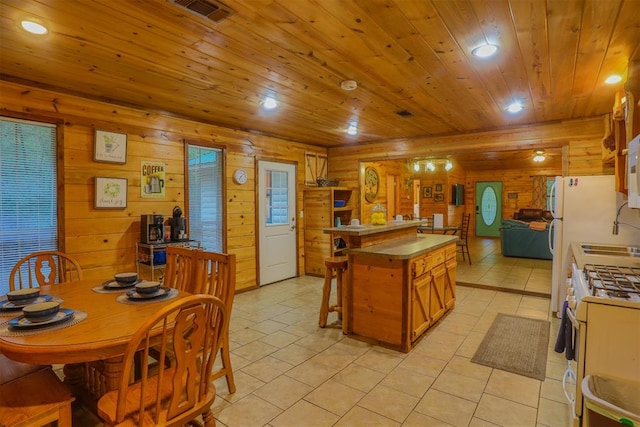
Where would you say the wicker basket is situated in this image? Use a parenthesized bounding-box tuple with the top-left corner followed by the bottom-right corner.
(316, 178, 339, 187)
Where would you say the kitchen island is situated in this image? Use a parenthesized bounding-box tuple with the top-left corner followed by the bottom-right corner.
(346, 234, 458, 352)
(323, 220, 423, 253)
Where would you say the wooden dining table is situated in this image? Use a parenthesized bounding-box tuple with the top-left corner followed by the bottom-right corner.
(0, 278, 190, 413)
(418, 224, 460, 235)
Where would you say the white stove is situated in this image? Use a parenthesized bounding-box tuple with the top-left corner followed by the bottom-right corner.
(565, 261, 640, 426)
(571, 263, 640, 312)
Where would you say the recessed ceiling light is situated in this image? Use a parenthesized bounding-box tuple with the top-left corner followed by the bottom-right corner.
(21, 20, 48, 35)
(472, 44, 498, 58)
(262, 96, 278, 110)
(340, 80, 358, 91)
(605, 75, 623, 84)
(506, 101, 524, 114)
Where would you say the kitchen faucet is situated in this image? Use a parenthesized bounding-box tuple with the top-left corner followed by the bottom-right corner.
(612, 201, 628, 235)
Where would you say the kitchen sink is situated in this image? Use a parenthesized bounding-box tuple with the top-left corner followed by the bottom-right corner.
(580, 244, 640, 257)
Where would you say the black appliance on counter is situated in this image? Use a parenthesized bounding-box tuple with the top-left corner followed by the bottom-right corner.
(141, 214, 164, 244)
(168, 205, 187, 241)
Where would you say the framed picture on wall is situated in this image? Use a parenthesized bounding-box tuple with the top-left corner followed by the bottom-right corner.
(435, 183, 443, 192)
(95, 177, 127, 209)
(423, 186, 432, 198)
(434, 193, 445, 202)
(94, 129, 127, 164)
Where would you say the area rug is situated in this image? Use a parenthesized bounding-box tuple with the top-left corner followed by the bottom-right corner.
(471, 313, 550, 381)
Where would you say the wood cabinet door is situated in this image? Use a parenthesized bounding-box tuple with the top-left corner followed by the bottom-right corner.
(444, 258, 456, 309)
(429, 264, 446, 322)
(411, 273, 431, 340)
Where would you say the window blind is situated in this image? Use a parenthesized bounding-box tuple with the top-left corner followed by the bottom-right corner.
(0, 118, 57, 294)
(187, 145, 223, 253)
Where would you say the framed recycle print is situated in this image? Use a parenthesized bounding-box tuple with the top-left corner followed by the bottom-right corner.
(94, 129, 127, 164)
(423, 186, 433, 198)
(95, 177, 127, 209)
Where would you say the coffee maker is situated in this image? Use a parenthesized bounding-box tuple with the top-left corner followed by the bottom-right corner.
(168, 206, 187, 241)
(141, 214, 164, 244)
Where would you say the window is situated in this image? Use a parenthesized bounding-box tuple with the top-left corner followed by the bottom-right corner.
(265, 170, 289, 225)
(0, 118, 58, 294)
(187, 145, 223, 252)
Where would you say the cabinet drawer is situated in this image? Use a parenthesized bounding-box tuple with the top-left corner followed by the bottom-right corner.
(411, 256, 429, 278)
(411, 248, 446, 278)
(429, 248, 445, 267)
(445, 244, 457, 260)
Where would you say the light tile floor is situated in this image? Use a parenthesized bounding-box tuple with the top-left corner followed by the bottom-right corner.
(456, 237, 553, 296)
(72, 237, 571, 426)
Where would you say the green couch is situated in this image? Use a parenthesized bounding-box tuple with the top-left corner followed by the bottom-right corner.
(499, 219, 553, 260)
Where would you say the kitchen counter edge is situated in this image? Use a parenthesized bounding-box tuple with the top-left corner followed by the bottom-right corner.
(323, 220, 423, 236)
(346, 234, 458, 259)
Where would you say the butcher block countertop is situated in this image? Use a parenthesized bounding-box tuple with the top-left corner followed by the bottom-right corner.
(323, 220, 422, 236)
(347, 234, 458, 259)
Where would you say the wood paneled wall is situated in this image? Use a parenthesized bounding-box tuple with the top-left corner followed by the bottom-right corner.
(328, 118, 609, 231)
(1, 81, 326, 291)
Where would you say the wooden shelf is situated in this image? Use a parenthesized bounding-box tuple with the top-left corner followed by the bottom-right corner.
(303, 187, 353, 276)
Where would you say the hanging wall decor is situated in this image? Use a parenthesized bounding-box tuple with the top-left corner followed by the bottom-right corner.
(364, 166, 379, 203)
(141, 161, 166, 198)
(95, 177, 127, 208)
(94, 129, 127, 164)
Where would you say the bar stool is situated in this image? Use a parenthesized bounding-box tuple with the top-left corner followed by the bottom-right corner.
(319, 256, 348, 331)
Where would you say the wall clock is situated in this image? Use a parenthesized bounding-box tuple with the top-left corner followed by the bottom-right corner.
(233, 168, 248, 185)
(364, 166, 379, 203)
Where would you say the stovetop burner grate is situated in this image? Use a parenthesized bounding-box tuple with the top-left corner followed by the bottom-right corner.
(583, 264, 640, 296)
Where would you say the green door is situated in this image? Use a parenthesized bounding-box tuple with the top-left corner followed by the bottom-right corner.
(475, 182, 502, 237)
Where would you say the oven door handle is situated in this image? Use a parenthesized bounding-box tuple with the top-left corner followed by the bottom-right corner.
(566, 305, 578, 328)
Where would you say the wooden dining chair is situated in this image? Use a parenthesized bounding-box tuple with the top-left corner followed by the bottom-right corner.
(150, 247, 237, 393)
(96, 294, 227, 427)
(193, 250, 237, 393)
(162, 245, 199, 289)
(0, 354, 75, 427)
(9, 250, 83, 290)
(456, 213, 472, 264)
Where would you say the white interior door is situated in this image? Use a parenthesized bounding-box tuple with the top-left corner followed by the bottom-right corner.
(258, 160, 297, 286)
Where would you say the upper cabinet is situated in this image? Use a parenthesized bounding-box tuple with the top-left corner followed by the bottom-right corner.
(614, 61, 640, 193)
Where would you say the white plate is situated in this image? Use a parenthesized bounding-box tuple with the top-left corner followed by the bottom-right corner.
(8, 309, 74, 329)
(0, 295, 53, 311)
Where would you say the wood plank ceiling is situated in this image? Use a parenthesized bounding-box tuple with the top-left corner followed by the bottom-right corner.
(1, 0, 638, 169)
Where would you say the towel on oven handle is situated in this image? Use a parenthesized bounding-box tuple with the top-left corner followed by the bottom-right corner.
(553, 300, 575, 360)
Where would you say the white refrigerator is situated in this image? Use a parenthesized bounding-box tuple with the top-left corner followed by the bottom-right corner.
(549, 175, 640, 313)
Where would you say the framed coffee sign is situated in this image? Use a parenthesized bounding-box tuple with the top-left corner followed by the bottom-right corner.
(94, 129, 127, 164)
(141, 161, 166, 198)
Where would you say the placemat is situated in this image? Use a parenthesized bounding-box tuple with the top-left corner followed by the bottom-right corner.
(0, 310, 88, 337)
(0, 295, 64, 314)
(116, 288, 179, 305)
(92, 284, 133, 294)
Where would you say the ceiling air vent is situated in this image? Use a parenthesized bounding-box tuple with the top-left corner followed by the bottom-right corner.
(170, 0, 235, 23)
(396, 110, 413, 117)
